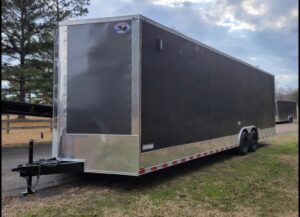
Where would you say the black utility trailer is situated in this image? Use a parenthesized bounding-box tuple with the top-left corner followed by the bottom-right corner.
(13, 15, 275, 194)
(275, 100, 297, 123)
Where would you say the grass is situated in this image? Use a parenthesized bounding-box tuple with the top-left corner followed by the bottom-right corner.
(2, 131, 298, 217)
(1, 115, 52, 147)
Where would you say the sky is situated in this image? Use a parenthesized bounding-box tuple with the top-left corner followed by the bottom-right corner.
(77, 0, 298, 89)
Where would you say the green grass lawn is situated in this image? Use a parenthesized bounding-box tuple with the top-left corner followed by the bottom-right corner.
(3, 132, 298, 217)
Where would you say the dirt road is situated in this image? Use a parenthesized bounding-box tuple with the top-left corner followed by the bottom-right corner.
(2, 122, 298, 197)
(275, 121, 298, 134)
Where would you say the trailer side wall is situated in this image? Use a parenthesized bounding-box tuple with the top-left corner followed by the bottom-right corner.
(276, 101, 297, 121)
(141, 20, 275, 152)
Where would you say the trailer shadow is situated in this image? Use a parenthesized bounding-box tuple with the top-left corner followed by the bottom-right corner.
(33, 143, 271, 198)
(276, 121, 290, 124)
(86, 142, 274, 190)
(70, 148, 260, 191)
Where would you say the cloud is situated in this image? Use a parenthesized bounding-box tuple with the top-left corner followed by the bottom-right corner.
(79, 0, 298, 88)
(242, 0, 267, 16)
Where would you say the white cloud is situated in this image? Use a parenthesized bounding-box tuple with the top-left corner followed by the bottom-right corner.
(242, 0, 267, 16)
(290, 8, 298, 17)
(275, 73, 298, 88)
(216, 14, 256, 32)
(152, 0, 216, 7)
(64, 0, 300, 89)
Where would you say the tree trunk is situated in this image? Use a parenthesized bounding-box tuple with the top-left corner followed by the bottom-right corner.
(17, 76, 26, 119)
(17, 3, 26, 119)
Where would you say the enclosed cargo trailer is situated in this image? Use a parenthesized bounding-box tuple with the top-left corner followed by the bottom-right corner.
(49, 14, 276, 176)
(53, 15, 274, 176)
(275, 100, 297, 123)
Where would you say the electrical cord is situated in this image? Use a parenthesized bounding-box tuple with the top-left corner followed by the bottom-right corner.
(24, 158, 61, 192)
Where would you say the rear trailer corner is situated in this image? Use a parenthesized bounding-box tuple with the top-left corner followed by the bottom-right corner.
(53, 15, 142, 175)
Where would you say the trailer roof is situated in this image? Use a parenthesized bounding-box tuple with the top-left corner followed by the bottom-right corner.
(59, 14, 274, 78)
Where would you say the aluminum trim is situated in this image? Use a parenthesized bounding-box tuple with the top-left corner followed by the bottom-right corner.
(64, 134, 140, 173)
(131, 16, 141, 137)
(85, 170, 139, 176)
(140, 133, 238, 168)
(59, 15, 140, 26)
(140, 144, 239, 175)
(52, 30, 59, 158)
(139, 15, 273, 78)
(237, 125, 256, 142)
(140, 126, 275, 170)
(64, 133, 138, 136)
(52, 25, 68, 158)
(258, 127, 276, 139)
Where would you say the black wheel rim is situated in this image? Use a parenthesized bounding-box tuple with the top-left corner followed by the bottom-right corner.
(251, 133, 258, 149)
(242, 136, 248, 152)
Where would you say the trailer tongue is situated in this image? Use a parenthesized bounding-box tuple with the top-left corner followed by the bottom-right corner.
(12, 140, 84, 195)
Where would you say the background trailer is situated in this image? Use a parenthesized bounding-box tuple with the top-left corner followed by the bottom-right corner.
(51, 14, 275, 176)
(275, 100, 297, 123)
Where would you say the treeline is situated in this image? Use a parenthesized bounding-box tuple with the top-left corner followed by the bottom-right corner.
(275, 87, 298, 104)
(1, 0, 90, 104)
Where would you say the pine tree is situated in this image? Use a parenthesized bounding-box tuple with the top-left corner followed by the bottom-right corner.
(1, 0, 90, 105)
(1, 0, 46, 104)
(33, 0, 90, 104)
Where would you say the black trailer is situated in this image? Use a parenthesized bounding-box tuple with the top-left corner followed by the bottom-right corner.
(13, 15, 275, 193)
(275, 100, 297, 123)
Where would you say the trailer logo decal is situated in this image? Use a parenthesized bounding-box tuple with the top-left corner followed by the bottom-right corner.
(114, 22, 131, 34)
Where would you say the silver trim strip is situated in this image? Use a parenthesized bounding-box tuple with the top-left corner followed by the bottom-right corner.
(59, 15, 136, 26)
(85, 170, 139, 176)
(52, 25, 68, 158)
(131, 16, 141, 137)
(237, 125, 256, 142)
(140, 144, 239, 175)
(140, 126, 275, 169)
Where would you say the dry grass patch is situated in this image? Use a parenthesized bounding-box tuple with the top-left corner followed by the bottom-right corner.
(1, 128, 52, 147)
(2, 115, 52, 147)
(278, 154, 298, 166)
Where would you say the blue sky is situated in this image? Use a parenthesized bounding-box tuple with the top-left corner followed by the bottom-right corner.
(79, 0, 298, 89)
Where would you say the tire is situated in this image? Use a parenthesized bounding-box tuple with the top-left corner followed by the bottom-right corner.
(249, 130, 258, 152)
(237, 131, 249, 155)
(288, 116, 293, 123)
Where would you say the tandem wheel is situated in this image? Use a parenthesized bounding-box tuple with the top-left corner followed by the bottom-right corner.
(288, 115, 293, 123)
(236, 131, 249, 155)
(248, 130, 258, 152)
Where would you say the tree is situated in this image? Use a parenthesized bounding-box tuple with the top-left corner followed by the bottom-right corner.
(1, 0, 46, 104)
(275, 86, 299, 104)
(1, 0, 90, 105)
(33, 0, 90, 104)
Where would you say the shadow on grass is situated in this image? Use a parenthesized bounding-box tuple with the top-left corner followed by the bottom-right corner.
(32, 142, 273, 198)
(275, 121, 291, 124)
(66, 144, 269, 191)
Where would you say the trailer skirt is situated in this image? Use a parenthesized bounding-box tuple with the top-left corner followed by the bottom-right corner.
(139, 127, 275, 174)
